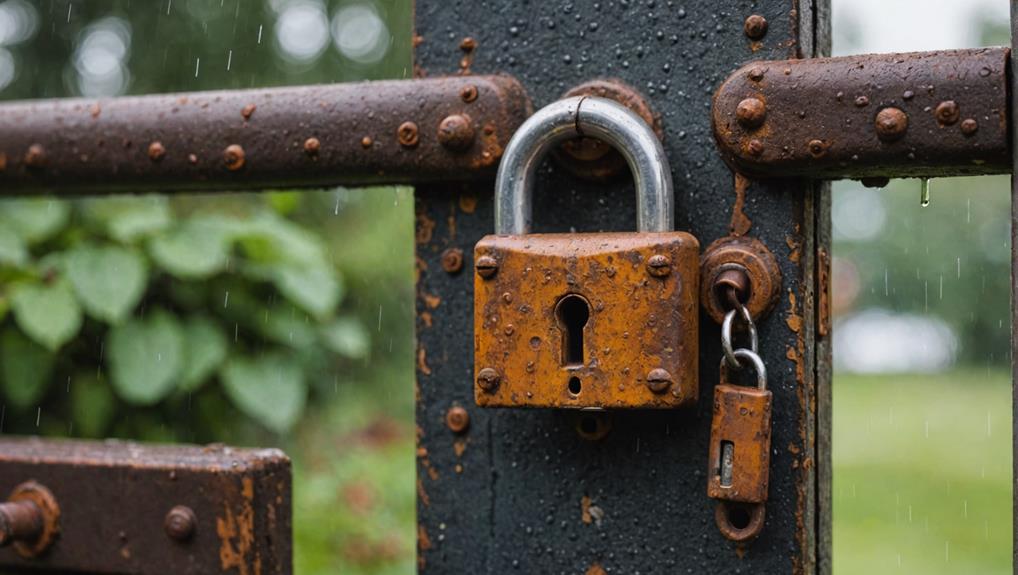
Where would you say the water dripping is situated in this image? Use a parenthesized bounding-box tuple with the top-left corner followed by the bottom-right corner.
(920, 178, 931, 207)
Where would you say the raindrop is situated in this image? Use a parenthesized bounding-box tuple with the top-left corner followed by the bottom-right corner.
(920, 178, 930, 207)
(226, 49, 232, 71)
(194, 57, 200, 77)
(257, 24, 263, 44)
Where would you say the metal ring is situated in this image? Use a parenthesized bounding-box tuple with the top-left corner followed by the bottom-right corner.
(718, 349, 768, 390)
(714, 501, 766, 542)
(721, 304, 757, 369)
(494, 96, 673, 235)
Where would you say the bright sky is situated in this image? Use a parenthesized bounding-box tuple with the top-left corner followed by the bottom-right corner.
(833, 0, 1008, 54)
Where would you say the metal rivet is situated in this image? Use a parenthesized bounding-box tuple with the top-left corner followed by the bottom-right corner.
(935, 100, 960, 126)
(303, 137, 321, 156)
(441, 247, 464, 274)
(147, 141, 166, 162)
(960, 118, 978, 136)
(646, 368, 673, 393)
(747, 139, 765, 157)
(808, 139, 826, 158)
(24, 144, 46, 168)
(646, 254, 672, 277)
(445, 406, 470, 433)
(747, 67, 765, 82)
(361, 136, 373, 149)
(476, 368, 500, 392)
(223, 144, 245, 171)
(475, 255, 498, 279)
(164, 506, 197, 542)
(437, 114, 476, 151)
(874, 107, 908, 142)
(397, 121, 420, 148)
(460, 84, 478, 103)
(853, 95, 869, 108)
(736, 98, 767, 129)
(743, 14, 768, 40)
(240, 104, 256, 120)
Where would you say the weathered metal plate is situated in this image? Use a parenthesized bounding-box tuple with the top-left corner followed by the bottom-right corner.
(0, 437, 291, 574)
(0, 75, 530, 195)
(707, 385, 773, 503)
(473, 232, 699, 409)
(713, 48, 1010, 180)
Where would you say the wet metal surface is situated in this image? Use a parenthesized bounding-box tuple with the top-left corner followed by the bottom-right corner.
(0, 75, 530, 195)
(0, 437, 291, 574)
(473, 232, 700, 409)
(713, 48, 1010, 179)
(415, 0, 829, 572)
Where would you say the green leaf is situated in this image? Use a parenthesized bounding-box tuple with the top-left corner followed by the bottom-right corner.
(0, 328, 55, 408)
(237, 213, 327, 267)
(274, 265, 343, 319)
(10, 279, 83, 351)
(70, 373, 116, 438)
(220, 354, 306, 434)
(257, 306, 318, 349)
(0, 227, 28, 268)
(84, 196, 173, 243)
(0, 199, 70, 244)
(320, 317, 371, 359)
(107, 311, 184, 405)
(149, 220, 231, 279)
(64, 245, 148, 324)
(180, 317, 228, 391)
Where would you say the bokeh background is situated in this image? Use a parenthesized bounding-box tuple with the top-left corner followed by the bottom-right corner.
(0, 0, 1011, 573)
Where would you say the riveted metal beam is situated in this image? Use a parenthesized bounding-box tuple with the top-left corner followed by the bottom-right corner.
(0, 75, 531, 195)
(713, 48, 1011, 180)
(0, 437, 291, 574)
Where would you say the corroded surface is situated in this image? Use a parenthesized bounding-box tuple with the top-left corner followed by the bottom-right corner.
(473, 232, 699, 408)
(0, 438, 291, 574)
(713, 48, 1011, 180)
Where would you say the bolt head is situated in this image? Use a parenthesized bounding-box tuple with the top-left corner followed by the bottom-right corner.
(460, 85, 478, 103)
(303, 137, 321, 156)
(164, 506, 197, 542)
(743, 14, 768, 40)
(935, 100, 960, 126)
(747, 67, 765, 82)
(475, 255, 498, 279)
(735, 98, 766, 129)
(646, 254, 672, 277)
(646, 368, 673, 393)
(476, 367, 500, 392)
(807, 139, 826, 158)
(445, 406, 470, 433)
(147, 141, 166, 162)
(24, 144, 46, 168)
(874, 107, 908, 142)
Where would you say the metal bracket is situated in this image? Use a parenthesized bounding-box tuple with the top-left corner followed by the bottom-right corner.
(712, 48, 1010, 180)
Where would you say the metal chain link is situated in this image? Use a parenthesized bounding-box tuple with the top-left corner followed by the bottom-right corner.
(721, 303, 757, 369)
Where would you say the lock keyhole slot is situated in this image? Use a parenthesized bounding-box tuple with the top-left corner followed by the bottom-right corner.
(555, 294, 591, 368)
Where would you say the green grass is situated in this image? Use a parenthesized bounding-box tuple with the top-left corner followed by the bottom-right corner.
(833, 370, 1013, 574)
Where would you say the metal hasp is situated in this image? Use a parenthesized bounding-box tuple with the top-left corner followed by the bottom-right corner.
(712, 48, 1010, 180)
(0, 75, 530, 195)
(0, 437, 291, 574)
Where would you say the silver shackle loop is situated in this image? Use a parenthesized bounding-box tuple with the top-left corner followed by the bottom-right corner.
(494, 96, 674, 235)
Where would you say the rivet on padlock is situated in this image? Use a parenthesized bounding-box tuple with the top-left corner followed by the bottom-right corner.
(473, 95, 700, 409)
(707, 347, 772, 542)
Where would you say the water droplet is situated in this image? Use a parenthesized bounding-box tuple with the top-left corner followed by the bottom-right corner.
(920, 178, 930, 207)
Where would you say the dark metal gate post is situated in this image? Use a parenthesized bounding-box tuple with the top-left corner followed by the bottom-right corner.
(414, 1, 831, 573)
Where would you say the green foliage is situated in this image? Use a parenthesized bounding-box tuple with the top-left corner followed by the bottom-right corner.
(0, 192, 375, 437)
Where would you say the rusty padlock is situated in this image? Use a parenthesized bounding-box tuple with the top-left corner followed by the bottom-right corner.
(474, 96, 699, 409)
(707, 347, 772, 542)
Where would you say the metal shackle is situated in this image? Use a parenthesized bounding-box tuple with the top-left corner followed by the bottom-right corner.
(494, 96, 674, 235)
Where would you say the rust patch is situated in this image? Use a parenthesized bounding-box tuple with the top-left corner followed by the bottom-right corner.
(415, 210, 436, 245)
(217, 478, 260, 575)
(417, 346, 432, 376)
(420, 311, 433, 328)
(453, 438, 467, 457)
(458, 193, 478, 213)
(474, 232, 700, 409)
(581, 495, 593, 524)
(785, 235, 801, 264)
(417, 525, 431, 570)
(586, 563, 608, 575)
(817, 247, 831, 338)
(422, 293, 441, 309)
(730, 173, 753, 236)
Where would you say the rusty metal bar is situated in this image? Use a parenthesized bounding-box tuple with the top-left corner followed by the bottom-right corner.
(0, 75, 530, 195)
(0, 437, 291, 574)
(712, 48, 1011, 180)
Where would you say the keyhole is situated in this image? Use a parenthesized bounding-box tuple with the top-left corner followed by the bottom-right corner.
(555, 294, 591, 367)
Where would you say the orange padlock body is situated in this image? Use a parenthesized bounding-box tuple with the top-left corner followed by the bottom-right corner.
(706, 384, 773, 503)
(473, 231, 699, 409)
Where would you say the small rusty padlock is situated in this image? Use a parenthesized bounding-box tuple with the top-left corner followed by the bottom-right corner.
(473, 96, 699, 409)
(707, 347, 772, 541)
